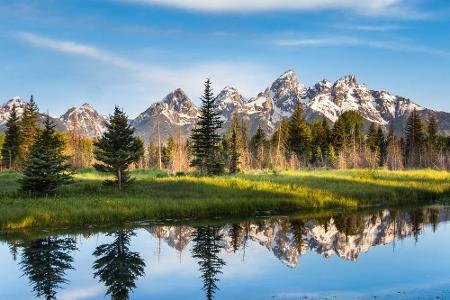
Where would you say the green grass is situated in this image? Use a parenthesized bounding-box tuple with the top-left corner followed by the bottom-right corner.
(0, 168, 449, 230)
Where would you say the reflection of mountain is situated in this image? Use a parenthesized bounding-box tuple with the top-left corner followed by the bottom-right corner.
(147, 208, 450, 269)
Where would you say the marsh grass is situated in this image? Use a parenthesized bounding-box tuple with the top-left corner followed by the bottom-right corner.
(0, 168, 449, 230)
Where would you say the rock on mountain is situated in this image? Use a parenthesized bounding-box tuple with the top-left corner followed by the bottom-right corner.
(0, 96, 66, 133)
(59, 103, 108, 137)
(0, 97, 106, 137)
(131, 88, 199, 141)
(2, 69, 450, 140)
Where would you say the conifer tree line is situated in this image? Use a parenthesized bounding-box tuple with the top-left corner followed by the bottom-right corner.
(1, 81, 450, 194)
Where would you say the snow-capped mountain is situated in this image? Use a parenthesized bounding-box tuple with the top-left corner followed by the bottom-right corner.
(59, 103, 108, 137)
(2, 69, 450, 140)
(0, 97, 105, 137)
(131, 88, 199, 141)
(0, 97, 27, 131)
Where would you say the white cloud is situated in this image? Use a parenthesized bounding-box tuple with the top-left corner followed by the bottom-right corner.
(116, 0, 401, 12)
(274, 36, 450, 57)
(14, 32, 272, 114)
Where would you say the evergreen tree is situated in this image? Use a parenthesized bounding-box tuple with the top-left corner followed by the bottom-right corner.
(405, 108, 426, 167)
(190, 79, 224, 175)
(310, 118, 331, 167)
(385, 126, 403, 170)
(287, 101, 311, 164)
(94, 106, 144, 190)
(20, 236, 76, 300)
(366, 123, 378, 152)
(426, 116, 439, 168)
(192, 226, 226, 300)
(162, 136, 175, 170)
(93, 230, 145, 300)
(1, 104, 21, 169)
(250, 126, 266, 169)
(376, 126, 386, 166)
(20, 95, 40, 161)
(20, 116, 73, 196)
(228, 119, 240, 174)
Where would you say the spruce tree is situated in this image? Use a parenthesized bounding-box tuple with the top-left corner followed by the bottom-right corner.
(20, 95, 40, 161)
(287, 101, 311, 163)
(190, 79, 224, 175)
(20, 116, 73, 196)
(250, 126, 266, 169)
(366, 123, 378, 152)
(426, 116, 438, 168)
(229, 123, 240, 174)
(405, 108, 426, 167)
(94, 106, 144, 191)
(376, 126, 386, 166)
(1, 104, 21, 169)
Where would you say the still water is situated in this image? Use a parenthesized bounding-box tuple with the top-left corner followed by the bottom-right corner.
(1, 207, 450, 299)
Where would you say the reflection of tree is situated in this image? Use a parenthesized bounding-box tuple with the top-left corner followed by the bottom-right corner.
(290, 220, 307, 254)
(93, 230, 145, 300)
(19, 236, 76, 300)
(192, 226, 226, 300)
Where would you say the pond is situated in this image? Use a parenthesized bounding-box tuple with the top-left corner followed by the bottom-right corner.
(1, 206, 450, 299)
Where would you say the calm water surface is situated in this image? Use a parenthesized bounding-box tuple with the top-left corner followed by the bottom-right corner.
(1, 207, 450, 299)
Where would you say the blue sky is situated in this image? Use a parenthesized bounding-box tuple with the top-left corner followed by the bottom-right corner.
(0, 0, 449, 117)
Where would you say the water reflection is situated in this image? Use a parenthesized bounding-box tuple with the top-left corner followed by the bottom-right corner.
(19, 237, 76, 299)
(2, 207, 450, 299)
(93, 230, 146, 300)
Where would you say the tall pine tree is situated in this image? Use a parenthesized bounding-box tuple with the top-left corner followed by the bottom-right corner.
(94, 106, 144, 191)
(228, 118, 240, 174)
(190, 79, 224, 175)
(405, 108, 426, 167)
(1, 104, 21, 169)
(20, 116, 73, 196)
(426, 116, 438, 168)
(250, 126, 266, 169)
(287, 101, 311, 164)
(20, 95, 40, 161)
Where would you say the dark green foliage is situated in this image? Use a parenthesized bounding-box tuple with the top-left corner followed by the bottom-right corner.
(93, 230, 146, 300)
(162, 136, 175, 169)
(1, 104, 21, 169)
(94, 106, 144, 190)
(332, 111, 364, 151)
(192, 226, 226, 300)
(20, 95, 40, 161)
(426, 116, 439, 167)
(310, 118, 331, 166)
(20, 116, 73, 196)
(376, 126, 386, 166)
(250, 126, 266, 169)
(190, 79, 224, 175)
(19, 236, 76, 300)
(405, 108, 426, 167)
(228, 121, 240, 174)
(366, 123, 378, 152)
(287, 101, 311, 161)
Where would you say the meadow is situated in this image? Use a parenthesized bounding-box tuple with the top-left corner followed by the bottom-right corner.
(0, 169, 449, 230)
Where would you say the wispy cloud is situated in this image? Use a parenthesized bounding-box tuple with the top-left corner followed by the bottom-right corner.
(274, 36, 450, 57)
(15, 32, 145, 71)
(14, 32, 271, 110)
(337, 24, 403, 32)
(116, 0, 402, 12)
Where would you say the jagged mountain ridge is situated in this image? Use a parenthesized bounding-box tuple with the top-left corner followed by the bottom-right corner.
(1, 69, 449, 139)
(130, 69, 450, 141)
(0, 97, 107, 137)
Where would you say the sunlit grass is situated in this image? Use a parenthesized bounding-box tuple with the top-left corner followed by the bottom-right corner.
(0, 168, 449, 230)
